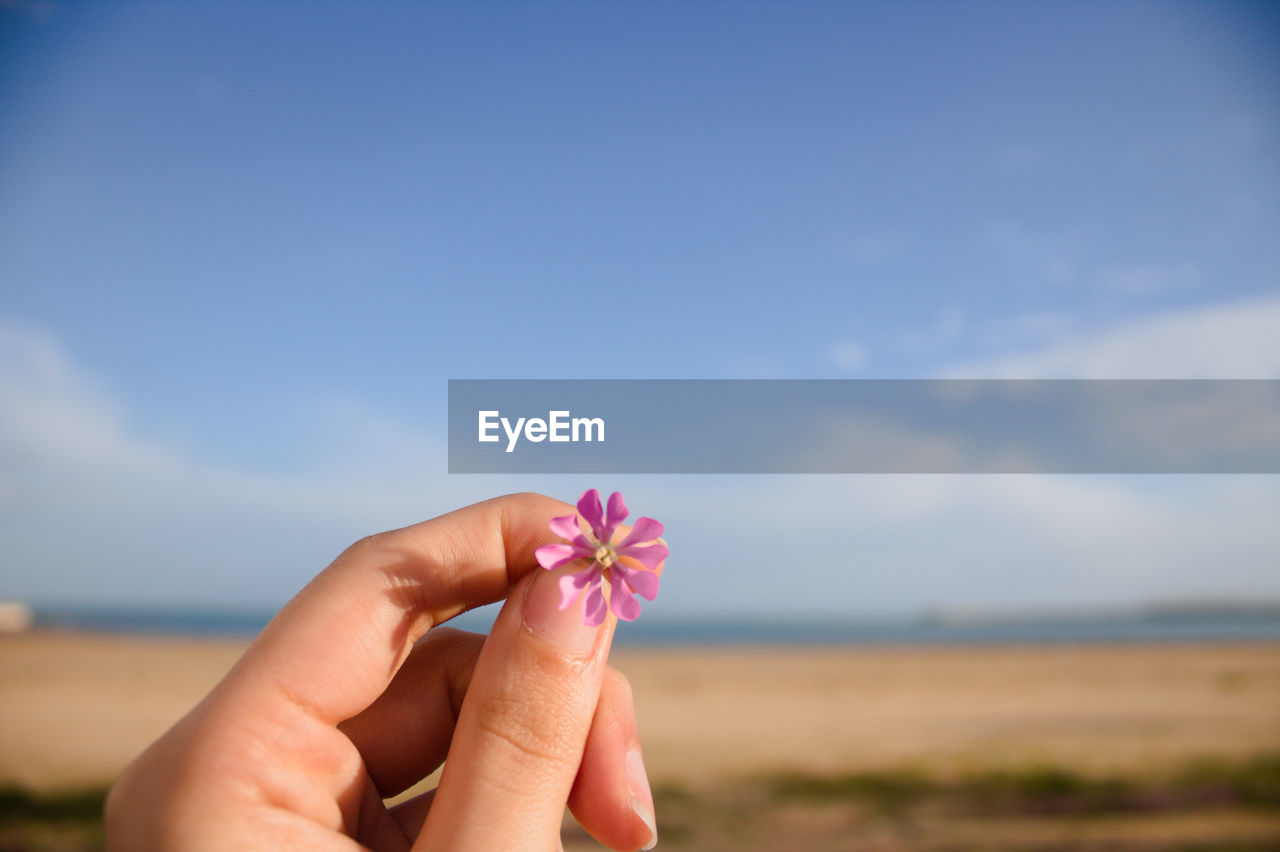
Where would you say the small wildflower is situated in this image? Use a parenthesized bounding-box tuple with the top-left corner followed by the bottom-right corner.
(534, 489, 666, 626)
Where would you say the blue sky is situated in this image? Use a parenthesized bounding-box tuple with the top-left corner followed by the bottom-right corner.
(2, 1, 1279, 615)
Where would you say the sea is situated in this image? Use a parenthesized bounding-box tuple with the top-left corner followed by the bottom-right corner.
(28, 604, 1280, 646)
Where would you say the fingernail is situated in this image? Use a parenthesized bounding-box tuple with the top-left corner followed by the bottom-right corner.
(626, 748, 657, 850)
(522, 569, 600, 656)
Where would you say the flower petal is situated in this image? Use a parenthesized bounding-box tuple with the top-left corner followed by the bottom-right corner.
(548, 513, 582, 542)
(602, 492, 629, 542)
(557, 574, 584, 610)
(618, 541, 668, 571)
(617, 517, 663, 549)
(577, 489, 605, 539)
(535, 543, 580, 571)
(616, 562, 660, 601)
(608, 569, 642, 621)
(583, 583, 608, 627)
(558, 567, 599, 610)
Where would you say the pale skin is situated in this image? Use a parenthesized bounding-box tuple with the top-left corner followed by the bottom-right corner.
(105, 493, 660, 851)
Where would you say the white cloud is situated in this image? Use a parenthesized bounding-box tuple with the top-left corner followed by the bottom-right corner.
(975, 310, 1076, 348)
(1094, 263, 1200, 297)
(655, 473, 1280, 615)
(942, 294, 1280, 378)
(984, 220, 1205, 298)
(892, 307, 969, 359)
(828, 340, 868, 373)
(892, 308, 1079, 362)
(2, 315, 1278, 615)
(0, 320, 138, 469)
(0, 319, 477, 606)
(985, 220, 1079, 287)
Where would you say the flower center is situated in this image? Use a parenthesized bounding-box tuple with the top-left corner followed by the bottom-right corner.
(594, 543, 618, 568)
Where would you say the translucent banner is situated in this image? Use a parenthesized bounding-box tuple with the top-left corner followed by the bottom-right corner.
(447, 380, 1280, 473)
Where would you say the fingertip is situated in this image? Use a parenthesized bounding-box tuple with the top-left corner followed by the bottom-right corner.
(568, 669, 658, 851)
(625, 748, 658, 850)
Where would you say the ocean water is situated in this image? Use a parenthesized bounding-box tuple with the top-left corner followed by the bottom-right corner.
(30, 605, 1280, 646)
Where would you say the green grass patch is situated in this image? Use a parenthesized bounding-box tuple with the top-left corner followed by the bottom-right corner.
(1175, 754, 1280, 808)
(0, 785, 109, 823)
(764, 755, 1280, 817)
(0, 785, 109, 852)
(768, 767, 933, 811)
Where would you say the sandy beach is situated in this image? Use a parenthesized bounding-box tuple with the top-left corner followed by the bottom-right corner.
(3, 632, 1279, 848)
(620, 642, 1280, 781)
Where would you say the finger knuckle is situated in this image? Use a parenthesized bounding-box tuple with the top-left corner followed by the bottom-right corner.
(605, 667, 634, 702)
(338, 532, 385, 562)
(471, 693, 579, 772)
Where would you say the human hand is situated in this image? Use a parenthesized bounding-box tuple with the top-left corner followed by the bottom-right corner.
(105, 493, 659, 851)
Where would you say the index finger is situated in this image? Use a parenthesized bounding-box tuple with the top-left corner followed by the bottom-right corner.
(221, 492, 571, 725)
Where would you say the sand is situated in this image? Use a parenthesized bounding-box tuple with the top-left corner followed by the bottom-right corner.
(614, 642, 1280, 784)
(2, 632, 1278, 793)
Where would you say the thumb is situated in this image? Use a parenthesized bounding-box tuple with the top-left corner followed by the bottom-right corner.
(416, 563, 615, 851)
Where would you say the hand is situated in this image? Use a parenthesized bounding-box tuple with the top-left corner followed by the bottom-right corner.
(105, 493, 659, 851)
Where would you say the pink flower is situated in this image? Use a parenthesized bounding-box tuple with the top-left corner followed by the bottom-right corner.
(534, 489, 667, 626)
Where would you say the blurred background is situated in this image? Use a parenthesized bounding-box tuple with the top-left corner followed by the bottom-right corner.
(2, 1, 1278, 849)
